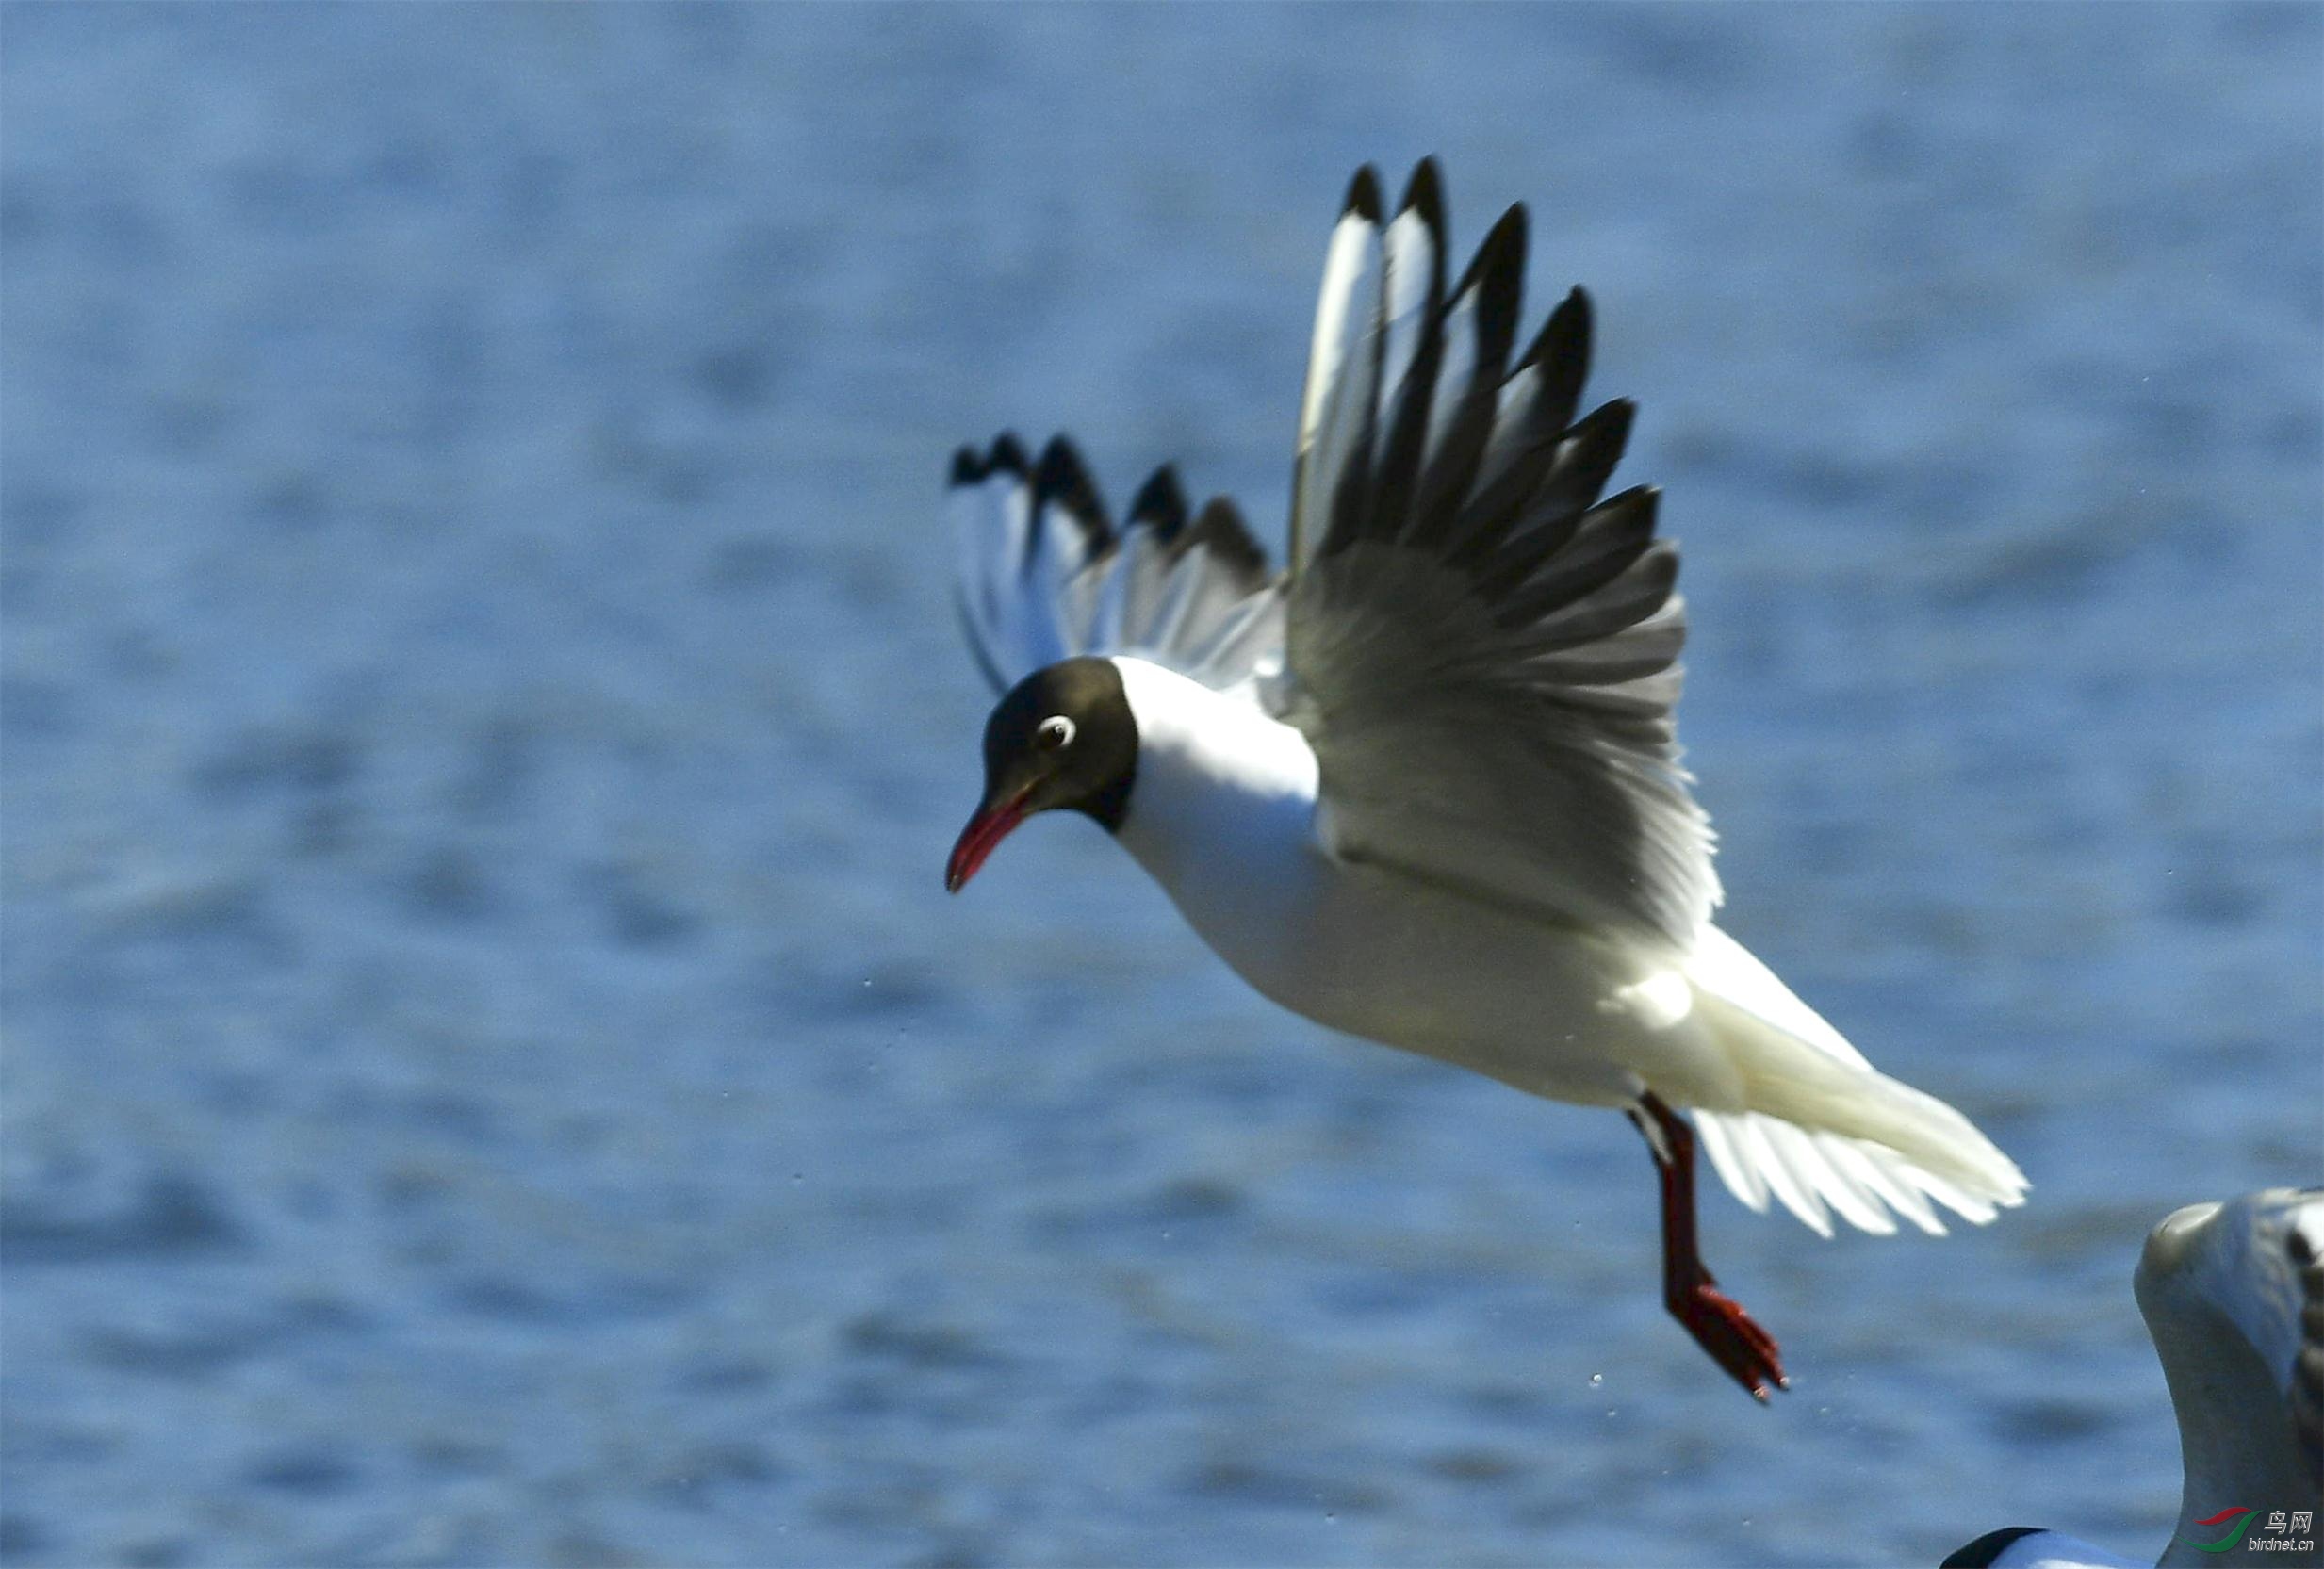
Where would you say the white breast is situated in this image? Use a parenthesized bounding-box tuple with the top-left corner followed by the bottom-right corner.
(1107, 657, 1323, 982)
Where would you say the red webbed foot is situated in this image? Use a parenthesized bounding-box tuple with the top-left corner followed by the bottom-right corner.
(1671, 1276, 1789, 1402)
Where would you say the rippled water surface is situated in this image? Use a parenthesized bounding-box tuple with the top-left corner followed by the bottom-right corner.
(4, 6, 2319, 1565)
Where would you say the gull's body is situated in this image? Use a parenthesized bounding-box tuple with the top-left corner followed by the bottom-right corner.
(943, 161, 2028, 1397)
(1112, 657, 1659, 1109)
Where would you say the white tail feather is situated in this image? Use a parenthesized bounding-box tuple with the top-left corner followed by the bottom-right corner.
(1683, 926, 2028, 1237)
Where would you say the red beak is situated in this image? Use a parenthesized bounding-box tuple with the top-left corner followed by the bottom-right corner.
(945, 792, 1031, 893)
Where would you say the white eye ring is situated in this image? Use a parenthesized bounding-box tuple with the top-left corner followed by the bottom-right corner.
(1037, 715, 1076, 750)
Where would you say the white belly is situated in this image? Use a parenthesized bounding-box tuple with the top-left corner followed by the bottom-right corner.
(1113, 754, 1734, 1108)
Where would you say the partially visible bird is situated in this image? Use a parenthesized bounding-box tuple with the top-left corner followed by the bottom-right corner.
(943, 159, 2028, 1399)
(1944, 1186, 2324, 1567)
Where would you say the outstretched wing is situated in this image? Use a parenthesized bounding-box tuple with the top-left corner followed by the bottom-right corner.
(949, 433, 1284, 701)
(1279, 160, 1718, 948)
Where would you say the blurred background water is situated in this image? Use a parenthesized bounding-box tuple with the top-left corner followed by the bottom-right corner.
(3, 5, 2318, 1565)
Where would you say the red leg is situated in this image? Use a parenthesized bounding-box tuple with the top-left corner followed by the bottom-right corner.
(1628, 1092, 1790, 1402)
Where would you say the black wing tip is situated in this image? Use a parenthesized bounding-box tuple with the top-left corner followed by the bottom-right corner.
(1187, 495, 1269, 581)
(1525, 285, 1592, 355)
(1466, 204, 1526, 277)
(1399, 157, 1447, 232)
(1343, 165, 1384, 223)
(1035, 432, 1082, 474)
(1600, 482, 1661, 515)
(1128, 464, 1189, 541)
(1033, 433, 1112, 550)
(953, 433, 1032, 487)
(1558, 400, 1637, 479)
(1563, 287, 1594, 344)
(1591, 397, 1638, 437)
(1034, 433, 1096, 508)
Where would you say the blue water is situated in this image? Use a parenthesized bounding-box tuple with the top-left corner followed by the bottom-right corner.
(4, 6, 2318, 1564)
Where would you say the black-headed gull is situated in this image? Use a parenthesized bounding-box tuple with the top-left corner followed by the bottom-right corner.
(1944, 1187, 2322, 1567)
(944, 160, 2028, 1399)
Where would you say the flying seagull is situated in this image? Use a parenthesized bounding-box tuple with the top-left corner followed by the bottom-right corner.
(1944, 1186, 2322, 1567)
(943, 159, 2027, 1399)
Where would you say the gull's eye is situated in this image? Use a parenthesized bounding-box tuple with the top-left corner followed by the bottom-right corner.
(1037, 715, 1076, 751)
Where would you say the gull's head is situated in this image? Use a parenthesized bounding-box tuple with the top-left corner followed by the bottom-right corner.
(946, 657, 1137, 893)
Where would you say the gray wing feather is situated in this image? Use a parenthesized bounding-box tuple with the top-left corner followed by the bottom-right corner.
(1278, 160, 1719, 946)
(950, 435, 1282, 700)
